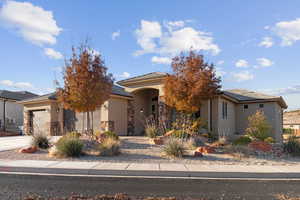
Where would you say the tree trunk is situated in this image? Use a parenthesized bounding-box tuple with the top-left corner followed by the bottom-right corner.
(82, 112, 85, 134)
(91, 111, 94, 134)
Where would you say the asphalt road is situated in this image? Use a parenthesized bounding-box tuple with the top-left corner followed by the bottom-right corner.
(1, 174, 300, 200)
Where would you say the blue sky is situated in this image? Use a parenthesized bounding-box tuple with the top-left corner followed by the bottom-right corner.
(0, 0, 300, 109)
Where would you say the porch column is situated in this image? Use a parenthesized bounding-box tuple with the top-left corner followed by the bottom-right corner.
(207, 99, 211, 132)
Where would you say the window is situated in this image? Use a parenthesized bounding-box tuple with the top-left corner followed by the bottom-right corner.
(244, 104, 248, 109)
(222, 101, 228, 119)
(259, 104, 264, 108)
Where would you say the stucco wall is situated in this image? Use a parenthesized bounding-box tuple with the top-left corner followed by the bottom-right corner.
(235, 102, 282, 141)
(74, 107, 103, 133)
(108, 97, 128, 136)
(217, 97, 236, 138)
(0, 100, 24, 127)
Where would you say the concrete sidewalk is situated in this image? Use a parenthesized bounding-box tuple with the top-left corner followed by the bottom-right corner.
(1, 159, 300, 179)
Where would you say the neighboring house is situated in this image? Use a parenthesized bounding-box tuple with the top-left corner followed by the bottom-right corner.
(19, 72, 287, 142)
(0, 90, 38, 133)
(283, 110, 300, 133)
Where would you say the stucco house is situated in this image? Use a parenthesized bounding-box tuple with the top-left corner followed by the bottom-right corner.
(0, 90, 38, 133)
(19, 72, 287, 142)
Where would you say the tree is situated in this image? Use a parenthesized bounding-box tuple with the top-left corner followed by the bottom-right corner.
(246, 110, 271, 141)
(164, 51, 221, 113)
(57, 44, 113, 134)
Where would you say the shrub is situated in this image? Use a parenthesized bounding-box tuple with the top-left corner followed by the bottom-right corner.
(98, 137, 120, 156)
(163, 138, 186, 158)
(66, 131, 81, 138)
(31, 134, 50, 149)
(283, 136, 300, 156)
(245, 110, 271, 141)
(95, 131, 119, 141)
(264, 137, 275, 144)
(233, 136, 252, 146)
(56, 136, 83, 157)
(145, 127, 158, 138)
(172, 130, 190, 139)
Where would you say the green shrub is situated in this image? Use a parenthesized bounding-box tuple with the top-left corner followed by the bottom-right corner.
(264, 137, 275, 144)
(172, 130, 190, 139)
(56, 136, 83, 157)
(31, 134, 50, 149)
(66, 131, 81, 138)
(246, 110, 271, 141)
(98, 137, 120, 156)
(233, 136, 252, 146)
(145, 127, 158, 138)
(95, 131, 119, 140)
(163, 138, 186, 158)
(283, 136, 300, 156)
(283, 128, 294, 135)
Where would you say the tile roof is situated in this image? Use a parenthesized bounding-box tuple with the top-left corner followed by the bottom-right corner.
(19, 85, 132, 103)
(0, 90, 38, 101)
(223, 89, 279, 101)
(117, 72, 167, 85)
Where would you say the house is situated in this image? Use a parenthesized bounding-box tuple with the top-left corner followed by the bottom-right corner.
(19, 72, 287, 142)
(0, 90, 38, 133)
(283, 110, 300, 134)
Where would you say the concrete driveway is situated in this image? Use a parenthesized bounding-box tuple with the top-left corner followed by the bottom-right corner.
(0, 136, 59, 152)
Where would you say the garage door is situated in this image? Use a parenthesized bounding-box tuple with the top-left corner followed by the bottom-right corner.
(32, 110, 50, 136)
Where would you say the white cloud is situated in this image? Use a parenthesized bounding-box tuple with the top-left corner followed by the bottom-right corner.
(0, 80, 33, 89)
(0, 1, 61, 46)
(134, 20, 220, 56)
(215, 67, 226, 77)
(167, 20, 185, 28)
(151, 56, 171, 65)
(217, 60, 224, 65)
(262, 85, 300, 96)
(44, 48, 63, 60)
(231, 71, 254, 82)
(273, 18, 300, 46)
(259, 37, 274, 48)
(119, 72, 130, 79)
(112, 30, 120, 40)
(134, 20, 162, 55)
(235, 59, 248, 68)
(255, 58, 273, 68)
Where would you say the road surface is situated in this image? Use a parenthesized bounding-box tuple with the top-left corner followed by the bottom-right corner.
(1, 173, 300, 200)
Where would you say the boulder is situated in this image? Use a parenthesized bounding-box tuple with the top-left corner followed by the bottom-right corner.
(152, 137, 164, 145)
(248, 141, 272, 152)
(19, 146, 37, 154)
(196, 146, 215, 154)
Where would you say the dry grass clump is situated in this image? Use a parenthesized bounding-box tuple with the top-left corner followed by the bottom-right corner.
(98, 137, 120, 156)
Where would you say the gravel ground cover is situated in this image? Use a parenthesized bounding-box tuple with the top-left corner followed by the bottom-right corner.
(1, 136, 300, 166)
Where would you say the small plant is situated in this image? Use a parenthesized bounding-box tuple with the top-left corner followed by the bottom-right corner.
(66, 131, 81, 138)
(186, 137, 205, 150)
(56, 136, 83, 157)
(145, 127, 158, 138)
(98, 137, 120, 156)
(95, 131, 119, 140)
(233, 136, 252, 146)
(163, 138, 186, 158)
(31, 134, 50, 149)
(264, 137, 275, 144)
(283, 135, 300, 156)
(172, 130, 190, 139)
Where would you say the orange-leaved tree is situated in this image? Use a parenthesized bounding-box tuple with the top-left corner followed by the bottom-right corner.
(57, 44, 114, 134)
(164, 51, 221, 113)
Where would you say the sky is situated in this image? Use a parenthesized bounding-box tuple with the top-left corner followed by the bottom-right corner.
(0, 0, 300, 109)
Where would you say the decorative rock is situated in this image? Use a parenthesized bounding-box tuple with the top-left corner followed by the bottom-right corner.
(196, 146, 215, 154)
(164, 130, 175, 137)
(153, 137, 164, 145)
(194, 151, 203, 157)
(48, 146, 59, 157)
(248, 141, 272, 152)
(19, 146, 37, 154)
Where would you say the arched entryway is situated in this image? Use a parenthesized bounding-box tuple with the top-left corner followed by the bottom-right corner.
(132, 88, 159, 135)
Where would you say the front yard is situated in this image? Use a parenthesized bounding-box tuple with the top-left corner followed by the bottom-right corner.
(1, 136, 300, 166)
